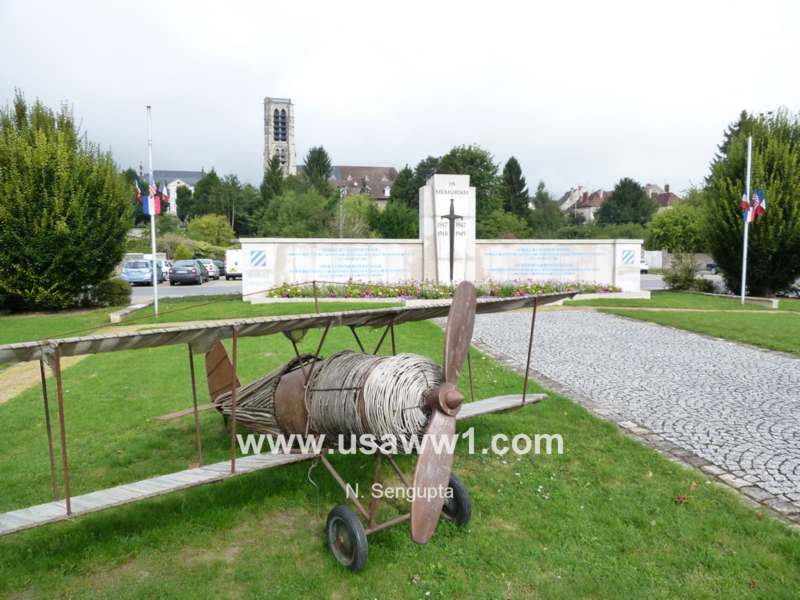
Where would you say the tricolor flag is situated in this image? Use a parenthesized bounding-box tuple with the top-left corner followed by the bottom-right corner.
(740, 189, 766, 223)
(143, 173, 161, 215)
(159, 182, 170, 212)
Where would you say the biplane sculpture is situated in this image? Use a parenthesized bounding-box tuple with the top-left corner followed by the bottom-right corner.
(0, 283, 572, 571)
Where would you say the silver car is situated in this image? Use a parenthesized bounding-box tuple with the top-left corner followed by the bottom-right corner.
(198, 259, 220, 280)
(121, 260, 164, 285)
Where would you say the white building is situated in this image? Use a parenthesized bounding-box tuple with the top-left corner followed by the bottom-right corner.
(153, 170, 205, 216)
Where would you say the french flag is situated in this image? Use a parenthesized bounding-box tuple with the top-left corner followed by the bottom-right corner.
(143, 173, 161, 215)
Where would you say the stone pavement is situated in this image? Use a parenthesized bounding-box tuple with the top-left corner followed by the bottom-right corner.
(472, 309, 800, 519)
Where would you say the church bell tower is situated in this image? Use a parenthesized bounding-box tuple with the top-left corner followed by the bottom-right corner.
(263, 97, 296, 175)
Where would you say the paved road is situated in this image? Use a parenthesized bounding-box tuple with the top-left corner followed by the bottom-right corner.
(130, 279, 241, 303)
(640, 273, 665, 291)
(473, 310, 800, 504)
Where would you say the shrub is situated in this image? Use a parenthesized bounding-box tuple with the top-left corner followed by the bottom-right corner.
(186, 214, 235, 246)
(663, 253, 698, 290)
(174, 243, 193, 260)
(0, 92, 131, 310)
(84, 278, 131, 307)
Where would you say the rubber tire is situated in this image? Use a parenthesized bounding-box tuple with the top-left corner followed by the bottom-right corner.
(326, 505, 368, 572)
(442, 474, 472, 527)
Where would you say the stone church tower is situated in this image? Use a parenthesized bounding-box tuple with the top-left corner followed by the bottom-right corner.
(263, 97, 296, 175)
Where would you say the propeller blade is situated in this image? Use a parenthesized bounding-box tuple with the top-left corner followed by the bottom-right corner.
(410, 411, 456, 544)
(443, 281, 477, 386)
(205, 340, 240, 403)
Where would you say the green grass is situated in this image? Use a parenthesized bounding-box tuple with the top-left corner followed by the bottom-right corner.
(603, 309, 800, 355)
(0, 306, 122, 345)
(565, 291, 767, 310)
(780, 298, 800, 312)
(0, 303, 798, 597)
(123, 295, 399, 325)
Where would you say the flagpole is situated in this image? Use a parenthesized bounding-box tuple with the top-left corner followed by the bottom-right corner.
(740, 135, 752, 305)
(147, 105, 159, 318)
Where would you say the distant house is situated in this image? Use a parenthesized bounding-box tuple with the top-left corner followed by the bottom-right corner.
(327, 165, 398, 210)
(654, 184, 682, 211)
(152, 170, 206, 216)
(557, 185, 588, 211)
(574, 190, 611, 223)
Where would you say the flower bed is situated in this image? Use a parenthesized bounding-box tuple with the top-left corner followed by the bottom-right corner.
(265, 280, 620, 300)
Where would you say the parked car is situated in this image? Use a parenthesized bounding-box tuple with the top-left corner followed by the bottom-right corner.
(225, 249, 243, 280)
(639, 260, 649, 274)
(214, 259, 226, 278)
(169, 260, 208, 285)
(198, 259, 220, 280)
(121, 260, 164, 285)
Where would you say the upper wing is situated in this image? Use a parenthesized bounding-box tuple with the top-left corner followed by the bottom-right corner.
(0, 292, 573, 365)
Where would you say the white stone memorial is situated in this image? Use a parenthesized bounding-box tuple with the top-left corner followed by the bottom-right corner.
(239, 174, 643, 300)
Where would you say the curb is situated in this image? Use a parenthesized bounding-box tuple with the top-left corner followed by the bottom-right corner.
(109, 301, 152, 324)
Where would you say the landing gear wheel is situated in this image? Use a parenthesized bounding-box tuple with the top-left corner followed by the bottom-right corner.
(326, 505, 368, 572)
(442, 474, 472, 526)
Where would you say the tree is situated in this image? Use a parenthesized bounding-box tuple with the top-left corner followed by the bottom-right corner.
(596, 177, 656, 225)
(257, 189, 333, 237)
(333, 194, 375, 238)
(478, 209, 529, 239)
(191, 170, 222, 218)
(186, 214, 235, 246)
(412, 156, 440, 192)
(304, 146, 333, 196)
(156, 214, 181, 236)
(370, 200, 418, 238)
(175, 185, 193, 222)
(646, 203, 704, 253)
(499, 157, 529, 218)
(0, 91, 131, 310)
(122, 168, 147, 225)
(390, 165, 417, 208)
(714, 110, 755, 163)
(528, 181, 564, 236)
(703, 109, 800, 295)
(438, 145, 501, 219)
(260, 154, 284, 204)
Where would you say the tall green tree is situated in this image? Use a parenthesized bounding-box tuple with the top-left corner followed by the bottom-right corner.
(528, 181, 564, 236)
(0, 91, 131, 309)
(390, 165, 418, 208)
(191, 169, 222, 218)
(438, 145, 501, 219)
(304, 146, 333, 195)
(370, 200, 418, 238)
(257, 189, 333, 237)
(335, 194, 375, 238)
(596, 178, 656, 225)
(175, 185, 193, 222)
(260, 154, 284, 204)
(499, 157, 529, 218)
(704, 109, 800, 295)
(714, 110, 755, 163)
(412, 155, 440, 192)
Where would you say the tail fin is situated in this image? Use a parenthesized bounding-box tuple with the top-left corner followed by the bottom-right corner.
(205, 340, 241, 403)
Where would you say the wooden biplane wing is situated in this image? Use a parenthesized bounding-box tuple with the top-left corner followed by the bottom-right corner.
(0, 292, 573, 366)
(0, 393, 544, 537)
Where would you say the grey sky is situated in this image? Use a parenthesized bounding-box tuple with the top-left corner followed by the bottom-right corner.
(2, 0, 798, 197)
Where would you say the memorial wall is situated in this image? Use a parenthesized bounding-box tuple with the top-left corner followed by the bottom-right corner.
(240, 174, 642, 300)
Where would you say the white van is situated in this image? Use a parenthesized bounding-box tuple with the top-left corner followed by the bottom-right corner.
(225, 249, 243, 280)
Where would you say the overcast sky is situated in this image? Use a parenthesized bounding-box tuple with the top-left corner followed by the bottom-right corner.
(2, 1, 798, 197)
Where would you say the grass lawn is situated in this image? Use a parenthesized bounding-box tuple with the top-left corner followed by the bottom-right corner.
(565, 290, 768, 310)
(602, 309, 800, 355)
(780, 298, 800, 312)
(0, 306, 122, 346)
(123, 295, 399, 325)
(0, 302, 798, 597)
